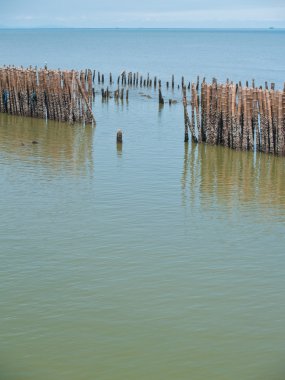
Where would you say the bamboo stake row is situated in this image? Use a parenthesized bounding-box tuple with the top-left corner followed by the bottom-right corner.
(0, 66, 96, 124)
(1, 66, 284, 156)
(184, 80, 285, 156)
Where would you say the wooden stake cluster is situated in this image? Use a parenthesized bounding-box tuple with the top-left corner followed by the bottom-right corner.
(0, 66, 96, 124)
(110, 71, 162, 90)
(1, 65, 284, 157)
(184, 79, 285, 155)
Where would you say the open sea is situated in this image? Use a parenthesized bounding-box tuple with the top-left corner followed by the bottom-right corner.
(0, 29, 285, 380)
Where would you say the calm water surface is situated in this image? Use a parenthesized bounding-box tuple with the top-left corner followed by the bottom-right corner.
(0, 28, 285, 87)
(0, 29, 285, 380)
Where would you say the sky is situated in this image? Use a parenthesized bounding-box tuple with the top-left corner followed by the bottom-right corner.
(0, 0, 285, 28)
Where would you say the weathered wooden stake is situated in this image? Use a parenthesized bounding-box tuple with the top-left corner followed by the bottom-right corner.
(159, 89, 164, 105)
(117, 129, 123, 143)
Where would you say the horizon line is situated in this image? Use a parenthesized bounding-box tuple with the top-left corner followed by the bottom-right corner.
(0, 26, 284, 30)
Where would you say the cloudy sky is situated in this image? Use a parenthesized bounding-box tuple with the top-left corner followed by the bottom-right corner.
(0, 0, 285, 28)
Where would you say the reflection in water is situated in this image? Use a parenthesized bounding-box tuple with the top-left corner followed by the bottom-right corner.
(0, 113, 94, 176)
(158, 103, 164, 115)
(182, 142, 285, 214)
(116, 142, 123, 157)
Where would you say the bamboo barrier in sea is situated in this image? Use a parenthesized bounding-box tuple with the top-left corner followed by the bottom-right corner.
(183, 79, 285, 155)
(0, 66, 96, 124)
(1, 66, 285, 156)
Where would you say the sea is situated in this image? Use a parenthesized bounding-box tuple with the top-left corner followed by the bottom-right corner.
(0, 29, 285, 380)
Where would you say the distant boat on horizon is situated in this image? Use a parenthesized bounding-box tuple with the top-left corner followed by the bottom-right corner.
(269, 27, 275, 30)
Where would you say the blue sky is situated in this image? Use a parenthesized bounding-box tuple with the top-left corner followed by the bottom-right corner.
(0, 0, 284, 28)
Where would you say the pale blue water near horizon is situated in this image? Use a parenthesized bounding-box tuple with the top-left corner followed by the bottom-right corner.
(0, 28, 285, 87)
(0, 29, 285, 380)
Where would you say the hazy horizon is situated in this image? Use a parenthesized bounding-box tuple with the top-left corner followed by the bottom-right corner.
(0, 27, 284, 30)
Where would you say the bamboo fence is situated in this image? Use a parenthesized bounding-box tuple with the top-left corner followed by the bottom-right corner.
(184, 79, 285, 155)
(1, 66, 285, 156)
(0, 66, 95, 124)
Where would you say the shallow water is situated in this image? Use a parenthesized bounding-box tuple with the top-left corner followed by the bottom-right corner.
(0, 29, 285, 380)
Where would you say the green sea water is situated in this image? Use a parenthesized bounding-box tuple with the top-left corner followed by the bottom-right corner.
(0, 29, 285, 380)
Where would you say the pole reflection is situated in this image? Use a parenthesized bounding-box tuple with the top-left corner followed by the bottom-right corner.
(182, 142, 285, 215)
(0, 113, 94, 177)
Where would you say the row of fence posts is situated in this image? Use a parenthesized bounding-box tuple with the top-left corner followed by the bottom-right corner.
(0, 66, 173, 119)
(0, 66, 95, 124)
(99, 71, 164, 102)
(183, 78, 285, 155)
(98, 71, 188, 104)
(1, 66, 285, 155)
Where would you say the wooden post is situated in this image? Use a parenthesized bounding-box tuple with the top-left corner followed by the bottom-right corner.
(117, 129, 123, 143)
(76, 75, 96, 124)
(159, 89, 164, 105)
(183, 87, 189, 142)
(183, 86, 198, 143)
